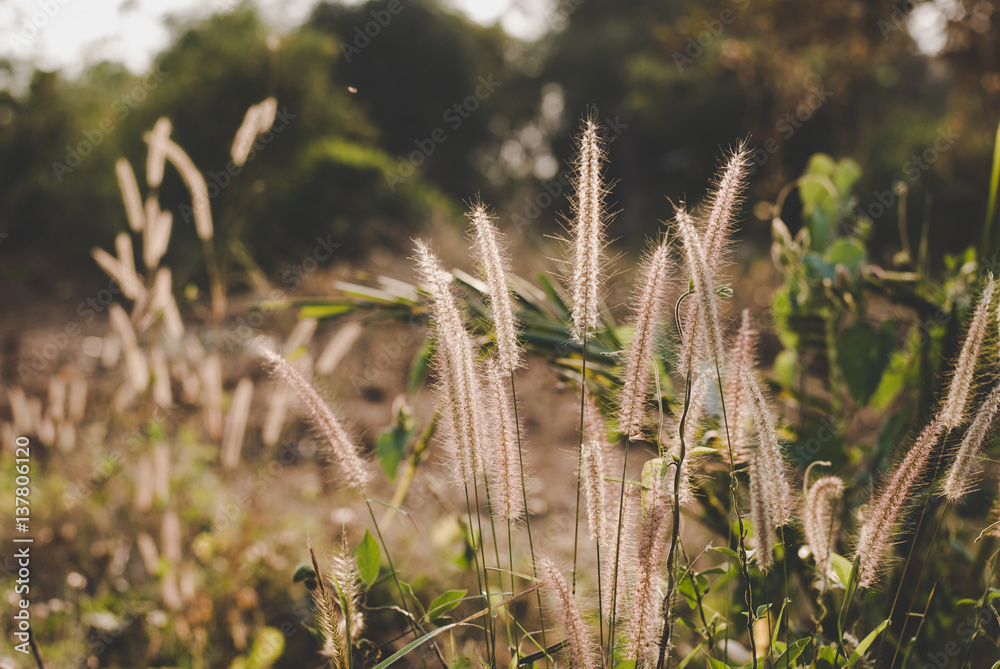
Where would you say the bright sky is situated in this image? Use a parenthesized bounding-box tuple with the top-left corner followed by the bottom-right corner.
(1, 0, 950, 79)
(0, 0, 551, 77)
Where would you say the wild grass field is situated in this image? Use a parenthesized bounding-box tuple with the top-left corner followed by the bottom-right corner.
(2, 96, 1000, 669)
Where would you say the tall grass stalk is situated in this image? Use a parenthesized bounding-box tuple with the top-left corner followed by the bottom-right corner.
(568, 117, 607, 597)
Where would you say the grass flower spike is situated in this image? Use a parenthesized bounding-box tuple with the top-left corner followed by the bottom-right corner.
(569, 119, 607, 341)
(804, 475, 845, 590)
(262, 349, 370, 491)
(941, 381, 1000, 502)
(940, 275, 995, 429)
(540, 557, 600, 669)
(618, 240, 671, 440)
(470, 202, 522, 372)
(855, 418, 943, 588)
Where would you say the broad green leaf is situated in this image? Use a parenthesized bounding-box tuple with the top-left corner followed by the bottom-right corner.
(824, 238, 866, 275)
(831, 553, 854, 590)
(675, 642, 703, 669)
(409, 337, 434, 395)
(847, 619, 888, 667)
(711, 546, 740, 560)
(836, 321, 894, 405)
(427, 589, 467, 621)
(774, 637, 811, 669)
(356, 530, 381, 587)
(375, 406, 416, 481)
(702, 649, 732, 669)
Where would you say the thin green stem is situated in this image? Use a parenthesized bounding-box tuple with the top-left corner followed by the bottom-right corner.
(472, 476, 498, 668)
(571, 341, 588, 595)
(364, 497, 441, 668)
(509, 371, 550, 666)
(482, 472, 509, 662)
(464, 484, 493, 665)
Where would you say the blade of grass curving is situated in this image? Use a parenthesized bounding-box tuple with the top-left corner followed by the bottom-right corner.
(372, 583, 543, 669)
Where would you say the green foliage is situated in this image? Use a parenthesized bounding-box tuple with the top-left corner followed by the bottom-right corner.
(356, 530, 382, 587)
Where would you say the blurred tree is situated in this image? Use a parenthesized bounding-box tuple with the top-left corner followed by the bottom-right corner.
(307, 0, 511, 201)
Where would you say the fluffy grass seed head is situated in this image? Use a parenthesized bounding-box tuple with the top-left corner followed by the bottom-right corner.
(261, 349, 370, 491)
(484, 356, 524, 521)
(727, 309, 757, 463)
(855, 417, 944, 588)
(581, 438, 608, 545)
(569, 118, 608, 342)
(702, 143, 751, 275)
(159, 138, 213, 241)
(145, 117, 173, 188)
(741, 365, 794, 526)
(677, 208, 725, 375)
(941, 275, 995, 429)
(469, 202, 522, 372)
(749, 451, 776, 571)
(414, 241, 487, 483)
(626, 464, 671, 665)
(539, 557, 600, 669)
(115, 158, 145, 233)
(618, 239, 671, 440)
(804, 475, 845, 591)
(941, 380, 1000, 502)
(231, 97, 278, 167)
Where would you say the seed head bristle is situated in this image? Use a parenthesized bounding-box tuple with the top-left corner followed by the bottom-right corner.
(741, 365, 794, 526)
(804, 475, 844, 591)
(261, 349, 370, 491)
(414, 241, 487, 482)
(941, 275, 995, 429)
(484, 357, 524, 521)
(855, 417, 944, 588)
(328, 533, 365, 642)
(727, 309, 757, 463)
(749, 452, 776, 571)
(941, 381, 1000, 502)
(602, 484, 636, 621)
(677, 208, 725, 375)
(703, 144, 751, 275)
(581, 439, 608, 545)
(618, 239, 671, 440)
(569, 119, 607, 342)
(539, 557, 600, 669)
(469, 202, 522, 372)
(625, 466, 671, 664)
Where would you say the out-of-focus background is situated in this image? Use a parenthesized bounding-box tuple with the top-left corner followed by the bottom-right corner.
(2, 0, 998, 293)
(1, 0, 1000, 667)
